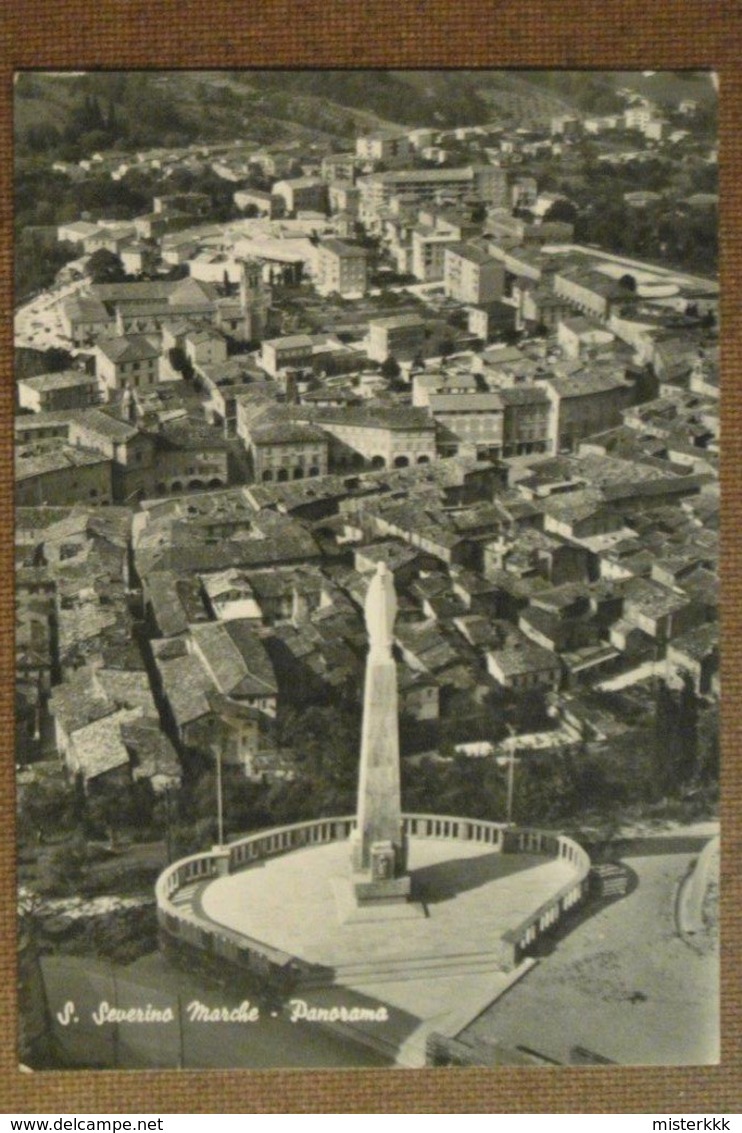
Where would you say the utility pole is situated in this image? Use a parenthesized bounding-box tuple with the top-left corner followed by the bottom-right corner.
(505, 726, 517, 826)
(215, 740, 224, 847)
(164, 786, 172, 865)
(177, 993, 185, 1070)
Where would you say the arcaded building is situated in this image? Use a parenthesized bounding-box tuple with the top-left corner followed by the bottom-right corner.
(250, 420, 330, 483)
(236, 397, 329, 482)
(310, 406, 437, 470)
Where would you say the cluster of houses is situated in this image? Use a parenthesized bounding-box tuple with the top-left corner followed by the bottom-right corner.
(15, 95, 718, 811)
(16, 377, 718, 796)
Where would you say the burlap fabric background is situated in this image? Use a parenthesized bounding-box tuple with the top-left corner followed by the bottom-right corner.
(0, 0, 740, 1113)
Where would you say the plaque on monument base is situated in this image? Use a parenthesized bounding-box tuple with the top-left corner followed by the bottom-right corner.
(349, 835, 408, 889)
(337, 835, 423, 922)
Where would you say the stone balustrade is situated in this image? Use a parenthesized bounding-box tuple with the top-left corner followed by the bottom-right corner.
(402, 814, 506, 844)
(502, 833, 592, 965)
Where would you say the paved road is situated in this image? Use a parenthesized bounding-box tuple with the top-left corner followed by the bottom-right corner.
(462, 847, 719, 1066)
(597, 660, 662, 691)
(15, 278, 86, 353)
(542, 243, 717, 290)
(678, 832, 720, 934)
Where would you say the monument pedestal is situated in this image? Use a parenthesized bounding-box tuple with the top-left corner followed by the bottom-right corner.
(353, 874, 412, 905)
(332, 875, 425, 924)
(340, 833, 421, 923)
(349, 833, 408, 901)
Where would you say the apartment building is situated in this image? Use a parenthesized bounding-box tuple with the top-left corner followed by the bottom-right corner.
(367, 314, 428, 363)
(444, 243, 506, 305)
(355, 130, 414, 169)
(315, 239, 368, 298)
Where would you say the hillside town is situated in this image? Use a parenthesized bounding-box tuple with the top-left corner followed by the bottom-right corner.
(15, 71, 719, 1068)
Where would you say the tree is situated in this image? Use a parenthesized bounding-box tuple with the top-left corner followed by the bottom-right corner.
(653, 679, 677, 796)
(14, 231, 78, 304)
(401, 754, 507, 824)
(24, 123, 62, 153)
(543, 198, 578, 225)
(380, 354, 401, 381)
(86, 783, 138, 849)
(87, 248, 125, 285)
(632, 364, 659, 404)
(37, 836, 89, 897)
(42, 346, 74, 373)
(697, 704, 720, 785)
(652, 676, 700, 794)
(80, 129, 112, 155)
(675, 675, 700, 784)
(514, 753, 580, 825)
(189, 765, 276, 843)
(504, 689, 550, 734)
(274, 703, 361, 818)
(17, 776, 78, 844)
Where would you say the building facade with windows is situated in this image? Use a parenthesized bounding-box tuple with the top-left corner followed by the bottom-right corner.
(444, 244, 506, 305)
(315, 239, 368, 298)
(411, 227, 458, 282)
(355, 130, 414, 169)
(312, 406, 436, 470)
(546, 371, 634, 452)
(367, 314, 428, 363)
(249, 424, 330, 483)
(95, 335, 161, 400)
(428, 392, 504, 461)
(18, 371, 99, 414)
(500, 386, 553, 457)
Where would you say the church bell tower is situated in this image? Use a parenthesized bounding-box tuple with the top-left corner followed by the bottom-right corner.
(239, 258, 272, 343)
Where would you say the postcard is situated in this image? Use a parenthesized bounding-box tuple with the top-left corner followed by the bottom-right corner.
(13, 68, 720, 1075)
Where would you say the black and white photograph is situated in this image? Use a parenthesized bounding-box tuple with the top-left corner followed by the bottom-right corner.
(13, 68, 720, 1072)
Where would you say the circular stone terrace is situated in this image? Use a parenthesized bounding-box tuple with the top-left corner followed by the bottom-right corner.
(157, 815, 589, 1065)
(200, 830, 576, 973)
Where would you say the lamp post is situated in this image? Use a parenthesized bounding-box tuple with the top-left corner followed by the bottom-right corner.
(164, 785, 173, 865)
(215, 740, 224, 848)
(505, 725, 518, 826)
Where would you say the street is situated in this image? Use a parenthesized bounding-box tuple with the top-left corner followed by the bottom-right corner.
(15, 277, 86, 353)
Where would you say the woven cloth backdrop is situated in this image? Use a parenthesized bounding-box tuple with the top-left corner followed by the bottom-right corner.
(1, 0, 740, 1113)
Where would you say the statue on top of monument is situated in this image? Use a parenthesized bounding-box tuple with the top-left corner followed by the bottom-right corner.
(364, 561, 397, 661)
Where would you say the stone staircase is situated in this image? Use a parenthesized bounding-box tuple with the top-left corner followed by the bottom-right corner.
(168, 882, 202, 912)
(325, 948, 510, 987)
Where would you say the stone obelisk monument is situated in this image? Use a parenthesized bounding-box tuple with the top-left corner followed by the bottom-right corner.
(349, 561, 411, 906)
